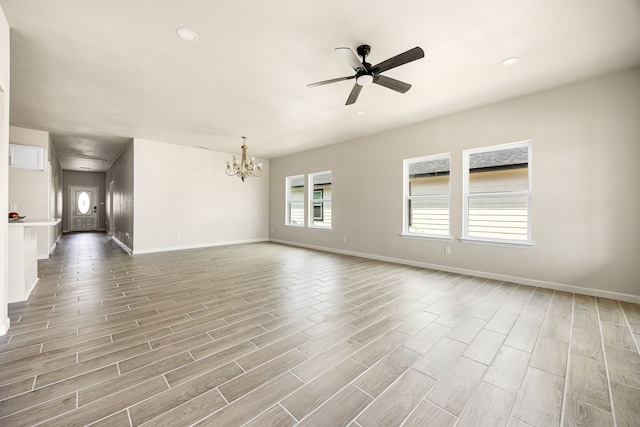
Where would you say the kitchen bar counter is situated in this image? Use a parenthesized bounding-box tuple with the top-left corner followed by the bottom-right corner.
(8, 218, 61, 303)
(8, 219, 61, 227)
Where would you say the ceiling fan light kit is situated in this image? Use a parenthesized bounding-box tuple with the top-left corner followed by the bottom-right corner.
(308, 44, 425, 105)
(356, 74, 374, 86)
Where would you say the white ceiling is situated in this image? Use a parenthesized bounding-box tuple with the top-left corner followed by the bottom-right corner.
(1, 0, 639, 172)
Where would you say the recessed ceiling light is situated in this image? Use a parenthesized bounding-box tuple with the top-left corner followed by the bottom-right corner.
(176, 27, 198, 42)
(500, 57, 520, 67)
(356, 111, 366, 116)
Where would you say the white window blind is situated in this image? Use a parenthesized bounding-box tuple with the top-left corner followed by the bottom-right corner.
(463, 142, 532, 244)
(404, 154, 451, 238)
(309, 171, 332, 229)
(286, 175, 305, 226)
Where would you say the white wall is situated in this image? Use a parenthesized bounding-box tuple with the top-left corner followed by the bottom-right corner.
(269, 68, 640, 301)
(8, 126, 54, 259)
(0, 5, 10, 334)
(133, 138, 269, 254)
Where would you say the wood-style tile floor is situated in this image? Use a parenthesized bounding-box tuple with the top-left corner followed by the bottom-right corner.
(1, 232, 639, 426)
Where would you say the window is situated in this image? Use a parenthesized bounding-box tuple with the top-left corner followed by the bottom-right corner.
(403, 154, 451, 238)
(77, 191, 91, 214)
(286, 175, 305, 226)
(309, 171, 332, 228)
(463, 141, 532, 245)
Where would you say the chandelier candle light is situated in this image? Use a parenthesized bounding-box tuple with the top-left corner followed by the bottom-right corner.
(226, 137, 263, 182)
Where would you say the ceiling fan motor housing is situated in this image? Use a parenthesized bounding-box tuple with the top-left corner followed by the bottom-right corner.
(355, 45, 374, 86)
(307, 43, 424, 104)
(356, 44, 371, 58)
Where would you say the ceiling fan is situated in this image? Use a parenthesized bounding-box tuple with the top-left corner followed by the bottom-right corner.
(307, 44, 425, 105)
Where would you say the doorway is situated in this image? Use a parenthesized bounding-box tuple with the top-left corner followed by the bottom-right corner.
(108, 180, 114, 235)
(68, 185, 99, 231)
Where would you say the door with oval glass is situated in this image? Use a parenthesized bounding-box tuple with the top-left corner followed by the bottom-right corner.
(68, 185, 99, 231)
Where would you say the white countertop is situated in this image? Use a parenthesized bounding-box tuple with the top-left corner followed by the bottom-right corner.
(8, 218, 62, 227)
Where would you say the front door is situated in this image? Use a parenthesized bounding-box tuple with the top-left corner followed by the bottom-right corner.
(69, 185, 99, 231)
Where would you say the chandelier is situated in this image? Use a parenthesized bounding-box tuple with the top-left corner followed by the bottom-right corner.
(226, 137, 263, 182)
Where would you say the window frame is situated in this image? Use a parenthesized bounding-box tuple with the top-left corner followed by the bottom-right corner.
(462, 140, 533, 247)
(402, 153, 452, 240)
(308, 170, 332, 230)
(285, 174, 305, 227)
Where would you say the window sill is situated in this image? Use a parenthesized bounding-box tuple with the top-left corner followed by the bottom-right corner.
(285, 223, 305, 228)
(308, 226, 332, 231)
(400, 233, 452, 242)
(460, 237, 534, 249)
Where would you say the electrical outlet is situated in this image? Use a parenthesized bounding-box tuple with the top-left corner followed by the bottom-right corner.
(10, 204, 17, 211)
(445, 246, 451, 255)
(342, 236, 347, 243)
(177, 233, 181, 239)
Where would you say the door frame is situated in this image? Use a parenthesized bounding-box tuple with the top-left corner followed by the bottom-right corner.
(108, 180, 114, 235)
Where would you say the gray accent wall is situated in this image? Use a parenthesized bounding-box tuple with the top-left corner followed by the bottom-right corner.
(106, 141, 134, 252)
(269, 67, 640, 299)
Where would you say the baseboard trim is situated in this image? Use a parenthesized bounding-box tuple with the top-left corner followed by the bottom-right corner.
(49, 240, 58, 255)
(0, 317, 10, 336)
(112, 237, 133, 255)
(132, 238, 269, 255)
(270, 239, 640, 304)
(26, 277, 39, 301)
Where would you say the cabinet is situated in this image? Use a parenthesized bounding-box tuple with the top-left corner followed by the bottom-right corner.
(9, 144, 45, 170)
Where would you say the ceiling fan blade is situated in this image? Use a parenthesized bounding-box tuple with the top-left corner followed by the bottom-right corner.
(345, 83, 363, 105)
(307, 75, 355, 88)
(373, 75, 412, 93)
(335, 47, 365, 71)
(372, 46, 424, 74)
